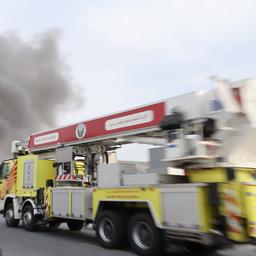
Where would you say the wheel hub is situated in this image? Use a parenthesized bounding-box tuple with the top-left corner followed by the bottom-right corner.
(6, 209, 13, 222)
(99, 218, 115, 242)
(23, 211, 32, 226)
(133, 221, 153, 250)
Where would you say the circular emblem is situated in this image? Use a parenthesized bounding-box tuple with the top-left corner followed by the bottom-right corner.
(76, 123, 86, 139)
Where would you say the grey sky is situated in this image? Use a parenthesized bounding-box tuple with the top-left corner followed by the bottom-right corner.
(0, 0, 255, 160)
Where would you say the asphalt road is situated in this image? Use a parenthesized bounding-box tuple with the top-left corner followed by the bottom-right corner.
(0, 215, 255, 256)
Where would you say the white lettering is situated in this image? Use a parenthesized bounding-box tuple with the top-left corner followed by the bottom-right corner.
(34, 132, 59, 145)
(105, 110, 154, 131)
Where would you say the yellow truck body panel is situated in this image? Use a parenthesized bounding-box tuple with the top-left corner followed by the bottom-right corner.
(236, 169, 256, 183)
(188, 167, 256, 183)
(197, 186, 213, 232)
(242, 183, 256, 238)
(0, 160, 17, 199)
(188, 168, 227, 183)
(15, 155, 55, 197)
(93, 185, 213, 233)
(93, 187, 162, 225)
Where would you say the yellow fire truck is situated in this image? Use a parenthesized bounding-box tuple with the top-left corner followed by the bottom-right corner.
(1, 78, 256, 255)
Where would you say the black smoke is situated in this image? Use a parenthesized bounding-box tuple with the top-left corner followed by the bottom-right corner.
(0, 30, 83, 159)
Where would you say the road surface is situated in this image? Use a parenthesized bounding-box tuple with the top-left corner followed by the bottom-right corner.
(0, 215, 255, 256)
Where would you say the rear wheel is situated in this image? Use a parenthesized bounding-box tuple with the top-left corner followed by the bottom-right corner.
(5, 203, 19, 227)
(22, 205, 38, 231)
(96, 210, 126, 249)
(128, 213, 163, 256)
(67, 221, 84, 231)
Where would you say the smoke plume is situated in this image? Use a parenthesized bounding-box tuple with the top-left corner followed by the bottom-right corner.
(0, 30, 83, 159)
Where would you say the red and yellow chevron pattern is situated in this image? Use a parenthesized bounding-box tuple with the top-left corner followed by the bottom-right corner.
(0, 161, 17, 199)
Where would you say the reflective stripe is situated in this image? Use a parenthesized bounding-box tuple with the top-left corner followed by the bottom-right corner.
(56, 174, 82, 181)
(224, 185, 243, 235)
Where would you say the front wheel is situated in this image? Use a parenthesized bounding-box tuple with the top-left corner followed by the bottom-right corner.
(5, 203, 19, 227)
(128, 213, 163, 256)
(22, 205, 39, 231)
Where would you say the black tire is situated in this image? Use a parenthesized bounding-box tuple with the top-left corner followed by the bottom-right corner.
(22, 205, 39, 231)
(96, 210, 126, 249)
(128, 213, 163, 256)
(5, 203, 19, 227)
(67, 221, 84, 231)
